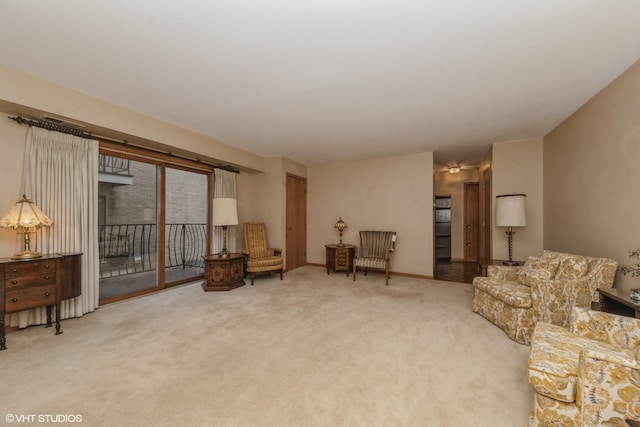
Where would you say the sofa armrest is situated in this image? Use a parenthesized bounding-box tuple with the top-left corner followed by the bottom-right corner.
(569, 306, 640, 349)
(581, 257, 618, 302)
(578, 348, 640, 424)
(487, 265, 520, 281)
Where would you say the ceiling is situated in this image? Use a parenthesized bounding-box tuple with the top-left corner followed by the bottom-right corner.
(1, 1, 639, 168)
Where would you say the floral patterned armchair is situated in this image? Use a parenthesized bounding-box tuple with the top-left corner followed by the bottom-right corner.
(527, 307, 640, 426)
(472, 250, 618, 345)
(242, 222, 283, 285)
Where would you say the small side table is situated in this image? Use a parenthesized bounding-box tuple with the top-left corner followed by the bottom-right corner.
(202, 253, 245, 291)
(592, 287, 640, 319)
(478, 258, 523, 276)
(325, 244, 355, 277)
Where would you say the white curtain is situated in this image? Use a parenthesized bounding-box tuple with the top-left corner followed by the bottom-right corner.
(213, 168, 238, 254)
(8, 126, 99, 328)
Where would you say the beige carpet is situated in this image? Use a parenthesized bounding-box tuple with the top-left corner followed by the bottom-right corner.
(2, 266, 532, 426)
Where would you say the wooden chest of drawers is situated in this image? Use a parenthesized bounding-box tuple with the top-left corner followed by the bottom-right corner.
(0, 253, 81, 350)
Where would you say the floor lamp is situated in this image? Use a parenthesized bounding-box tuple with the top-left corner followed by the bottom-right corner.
(495, 194, 526, 266)
(213, 198, 238, 258)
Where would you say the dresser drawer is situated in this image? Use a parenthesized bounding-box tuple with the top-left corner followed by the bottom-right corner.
(6, 273, 56, 290)
(5, 260, 56, 278)
(6, 284, 56, 313)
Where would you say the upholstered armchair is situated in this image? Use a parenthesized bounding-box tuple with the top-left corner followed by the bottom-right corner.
(242, 222, 283, 285)
(528, 307, 640, 426)
(352, 231, 397, 285)
(472, 250, 618, 345)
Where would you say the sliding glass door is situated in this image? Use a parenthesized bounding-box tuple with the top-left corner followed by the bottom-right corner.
(98, 149, 212, 304)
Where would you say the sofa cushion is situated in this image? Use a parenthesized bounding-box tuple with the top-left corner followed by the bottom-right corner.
(528, 322, 624, 403)
(517, 253, 560, 286)
(555, 254, 589, 280)
(472, 277, 531, 308)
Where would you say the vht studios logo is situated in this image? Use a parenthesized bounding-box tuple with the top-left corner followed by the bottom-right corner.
(5, 414, 83, 423)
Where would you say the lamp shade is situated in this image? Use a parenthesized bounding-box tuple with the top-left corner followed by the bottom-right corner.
(334, 217, 347, 231)
(495, 194, 526, 227)
(0, 195, 52, 229)
(212, 198, 238, 226)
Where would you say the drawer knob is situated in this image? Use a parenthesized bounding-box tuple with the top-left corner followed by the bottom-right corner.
(45, 276, 50, 280)
(45, 292, 50, 296)
(45, 264, 50, 269)
(12, 280, 17, 285)
(12, 298, 17, 303)
(12, 268, 17, 273)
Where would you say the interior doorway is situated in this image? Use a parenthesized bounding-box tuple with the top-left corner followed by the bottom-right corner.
(286, 174, 307, 271)
(464, 182, 480, 262)
(482, 167, 492, 260)
(433, 181, 481, 284)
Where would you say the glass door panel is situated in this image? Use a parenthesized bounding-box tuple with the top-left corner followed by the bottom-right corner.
(98, 155, 158, 302)
(164, 167, 207, 286)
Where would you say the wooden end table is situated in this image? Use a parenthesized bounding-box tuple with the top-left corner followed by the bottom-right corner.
(202, 253, 245, 291)
(477, 258, 523, 276)
(325, 244, 355, 277)
(593, 287, 640, 318)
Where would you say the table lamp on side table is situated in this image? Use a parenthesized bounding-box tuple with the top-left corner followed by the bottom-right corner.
(213, 197, 238, 258)
(0, 194, 52, 259)
(495, 194, 526, 266)
(334, 217, 347, 247)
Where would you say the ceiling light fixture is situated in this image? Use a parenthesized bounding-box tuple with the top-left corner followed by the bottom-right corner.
(448, 167, 461, 174)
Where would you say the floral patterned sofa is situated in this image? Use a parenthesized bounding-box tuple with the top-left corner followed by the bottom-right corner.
(527, 307, 640, 426)
(472, 250, 618, 345)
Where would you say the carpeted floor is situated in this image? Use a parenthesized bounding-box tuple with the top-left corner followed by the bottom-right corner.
(1, 266, 532, 426)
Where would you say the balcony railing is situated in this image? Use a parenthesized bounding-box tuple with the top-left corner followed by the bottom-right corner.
(166, 223, 208, 270)
(99, 154, 131, 176)
(99, 223, 207, 279)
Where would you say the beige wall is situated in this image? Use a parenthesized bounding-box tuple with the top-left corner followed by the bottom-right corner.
(434, 169, 479, 260)
(0, 113, 28, 257)
(308, 152, 434, 277)
(492, 139, 544, 262)
(0, 65, 266, 173)
(544, 60, 640, 290)
(236, 156, 307, 269)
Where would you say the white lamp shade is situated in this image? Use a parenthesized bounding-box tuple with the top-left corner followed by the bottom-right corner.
(212, 198, 238, 226)
(0, 196, 52, 229)
(495, 194, 526, 227)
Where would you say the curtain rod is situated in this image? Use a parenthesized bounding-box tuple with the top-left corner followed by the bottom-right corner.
(8, 115, 239, 174)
